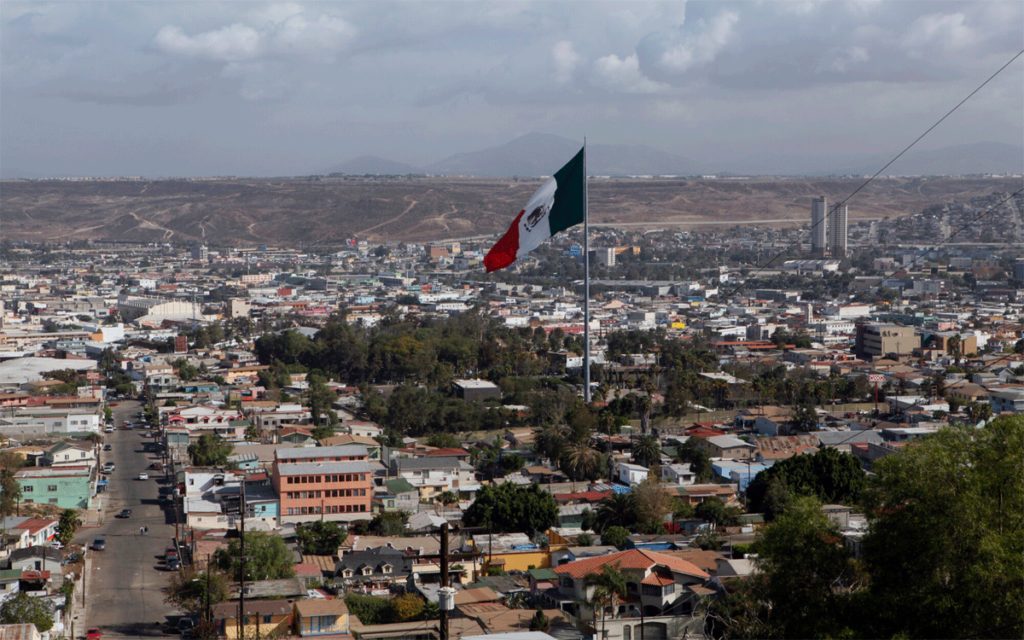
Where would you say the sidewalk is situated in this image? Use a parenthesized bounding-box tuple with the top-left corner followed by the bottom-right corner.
(82, 493, 106, 528)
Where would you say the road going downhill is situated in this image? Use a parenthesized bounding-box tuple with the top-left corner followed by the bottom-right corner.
(74, 400, 181, 638)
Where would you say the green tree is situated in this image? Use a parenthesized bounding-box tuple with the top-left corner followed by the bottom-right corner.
(595, 492, 637, 532)
(0, 592, 54, 632)
(463, 483, 558, 534)
(724, 496, 858, 639)
(426, 432, 462, 449)
(599, 525, 630, 548)
(746, 448, 865, 519)
(345, 593, 392, 625)
(308, 375, 339, 427)
(296, 521, 348, 555)
(187, 433, 233, 467)
(586, 563, 629, 639)
(676, 437, 715, 483)
(559, 441, 600, 485)
(529, 609, 551, 633)
(576, 532, 594, 547)
(498, 453, 525, 475)
(369, 512, 408, 536)
(0, 452, 24, 517)
(859, 416, 1024, 639)
(165, 566, 229, 615)
(54, 509, 81, 545)
(213, 531, 295, 582)
(789, 401, 819, 432)
(631, 434, 661, 468)
(103, 405, 113, 422)
(694, 497, 740, 527)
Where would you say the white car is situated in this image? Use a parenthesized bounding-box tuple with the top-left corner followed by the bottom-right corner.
(138, 472, 149, 481)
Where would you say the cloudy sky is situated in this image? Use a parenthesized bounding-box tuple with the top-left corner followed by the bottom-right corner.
(2, 1, 1021, 177)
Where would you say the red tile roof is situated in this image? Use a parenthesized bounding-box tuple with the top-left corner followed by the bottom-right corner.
(640, 572, 675, 586)
(552, 491, 612, 504)
(553, 549, 709, 580)
(426, 448, 470, 457)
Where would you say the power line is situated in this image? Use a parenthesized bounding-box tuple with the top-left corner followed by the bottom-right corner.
(723, 47, 1024, 298)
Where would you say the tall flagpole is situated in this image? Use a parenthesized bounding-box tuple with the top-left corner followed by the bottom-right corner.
(583, 139, 591, 403)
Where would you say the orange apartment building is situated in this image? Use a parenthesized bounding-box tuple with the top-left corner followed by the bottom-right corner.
(271, 445, 373, 524)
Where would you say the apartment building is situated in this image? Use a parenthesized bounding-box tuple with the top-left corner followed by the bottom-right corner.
(271, 445, 372, 523)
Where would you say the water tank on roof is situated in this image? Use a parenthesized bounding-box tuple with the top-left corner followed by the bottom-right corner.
(438, 587, 456, 611)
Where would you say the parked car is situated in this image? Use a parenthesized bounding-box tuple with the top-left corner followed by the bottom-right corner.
(166, 557, 181, 571)
(138, 472, 149, 481)
(115, 509, 132, 519)
(86, 628, 102, 640)
(92, 537, 106, 551)
(103, 444, 112, 451)
(149, 462, 163, 470)
(49, 541, 63, 550)
(103, 426, 114, 433)
(177, 617, 195, 633)
(102, 462, 115, 473)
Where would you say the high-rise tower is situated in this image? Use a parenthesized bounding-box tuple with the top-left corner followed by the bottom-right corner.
(811, 197, 828, 257)
(828, 204, 848, 257)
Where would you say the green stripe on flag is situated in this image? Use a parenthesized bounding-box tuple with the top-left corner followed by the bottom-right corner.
(548, 147, 586, 235)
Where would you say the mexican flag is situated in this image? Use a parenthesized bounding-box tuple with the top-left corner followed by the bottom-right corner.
(484, 147, 585, 273)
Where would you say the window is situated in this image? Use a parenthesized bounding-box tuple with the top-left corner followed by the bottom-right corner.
(343, 569, 353, 578)
(362, 567, 372, 576)
(263, 615, 272, 624)
(48, 499, 59, 504)
(382, 564, 392, 574)
(561, 578, 574, 589)
(23, 486, 33, 493)
(360, 504, 366, 512)
(47, 485, 57, 492)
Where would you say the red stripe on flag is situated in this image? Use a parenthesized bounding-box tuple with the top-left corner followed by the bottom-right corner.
(484, 210, 526, 273)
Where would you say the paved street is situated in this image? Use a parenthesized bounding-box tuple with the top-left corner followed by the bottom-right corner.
(73, 400, 182, 638)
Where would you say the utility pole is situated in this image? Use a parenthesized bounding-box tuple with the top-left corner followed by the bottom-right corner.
(205, 554, 212, 627)
(237, 481, 246, 640)
(439, 523, 449, 640)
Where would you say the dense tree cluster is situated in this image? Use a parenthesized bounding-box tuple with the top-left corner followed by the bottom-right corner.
(745, 448, 866, 520)
(463, 483, 558, 534)
(710, 416, 1024, 639)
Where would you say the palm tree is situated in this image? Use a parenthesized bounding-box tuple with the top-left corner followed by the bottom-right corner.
(560, 442, 599, 491)
(533, 424, 569, 466)
(634, 394, 653, 435)
(596, 492, 637, 532)
(632, 434, 661, 468)
(585, 563, 629, 639)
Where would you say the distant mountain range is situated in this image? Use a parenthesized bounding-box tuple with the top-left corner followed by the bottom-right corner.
(323, 134, 1022, 178)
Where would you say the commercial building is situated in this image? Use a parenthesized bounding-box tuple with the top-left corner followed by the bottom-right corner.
(828, 204, 848, 257)
(855, 324, 918, 359)
(271, 445, 372, 523)
(811, 196, 829, 257)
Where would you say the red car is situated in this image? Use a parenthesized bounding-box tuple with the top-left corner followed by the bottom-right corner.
(86, 628, 102, 640)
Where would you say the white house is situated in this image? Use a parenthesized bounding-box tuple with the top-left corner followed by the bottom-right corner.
(660, 463, 695, 486)
(617, 461, 649, 486)
(41, 442, 96, 470)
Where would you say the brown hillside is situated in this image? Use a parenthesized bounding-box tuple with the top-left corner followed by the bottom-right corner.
(1, 176, 1014, 246)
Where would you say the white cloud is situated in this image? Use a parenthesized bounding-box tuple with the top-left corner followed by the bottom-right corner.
(153, 24, 261, 62)
(551, 41, 580, 84)
(820, 45, 870, 73)
(270, 13, 355, 58)
(654, 10, 738, 74)
(592, 53, 666, 93)
(901, 13, 976, 55)
(154, 8, 355, 65)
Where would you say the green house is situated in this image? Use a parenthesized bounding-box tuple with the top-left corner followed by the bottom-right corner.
(15, 466, 93, 509)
